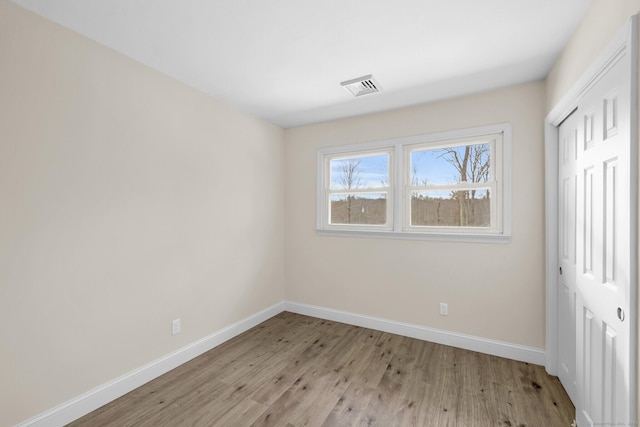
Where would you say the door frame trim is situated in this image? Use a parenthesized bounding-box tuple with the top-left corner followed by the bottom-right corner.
(544, 15, 638, 418)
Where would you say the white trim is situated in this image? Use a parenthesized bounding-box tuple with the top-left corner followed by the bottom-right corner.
(316, 228, 511, 243)
(544, 15, 638, 420)
(544, 118, 560, 376)
(16, 302, 285, 427)
(284, 301, 545, 365)
(629, 16, 639, 425)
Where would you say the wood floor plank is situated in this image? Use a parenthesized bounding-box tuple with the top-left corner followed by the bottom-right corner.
(454, 350, 494, 425)
(353, 365, 407, 426)
(249, 366, 348, 427)
(136, 378, 238, 427)
(69, 313, 574, 427)
(247, 331, 346, 407)
(209, 398, 268, 426)
(323, 329, 395, 389)
(321, 382, 377, 427)
(247, 357, 315, 407)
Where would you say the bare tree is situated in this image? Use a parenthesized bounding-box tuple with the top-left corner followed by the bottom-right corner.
(410, 164, 431, 224)
(411, 164, 429, 187)
(338, 160, 362, 223)
(438, 144, 490, 226)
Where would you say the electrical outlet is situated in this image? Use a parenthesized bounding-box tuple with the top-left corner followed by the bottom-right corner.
(171, 319, 181, 335)
(439, 303, 448, 316)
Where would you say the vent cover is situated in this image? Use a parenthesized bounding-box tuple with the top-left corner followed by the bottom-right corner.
(340, 75, 381, 97)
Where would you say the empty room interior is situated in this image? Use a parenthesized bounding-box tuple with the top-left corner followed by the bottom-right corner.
(2, 0, 640, 426)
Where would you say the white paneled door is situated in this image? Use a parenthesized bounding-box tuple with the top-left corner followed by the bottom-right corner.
(558, 41, 634, 426)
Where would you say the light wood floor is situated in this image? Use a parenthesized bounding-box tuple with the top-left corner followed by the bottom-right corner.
(69, 312, 574, 426)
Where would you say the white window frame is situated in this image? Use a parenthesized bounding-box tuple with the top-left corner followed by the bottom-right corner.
(403, 134, 502, 235)
(323, 148, 394, 231)
(317, 123, 512, 243)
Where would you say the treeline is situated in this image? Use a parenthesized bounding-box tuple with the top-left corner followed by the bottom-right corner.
(330, 197, 386, 225)
(330, 193, 490, 227)
(411, 194, 490, 227)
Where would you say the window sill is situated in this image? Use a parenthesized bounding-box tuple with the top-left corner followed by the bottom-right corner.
(316, 228, 511, 243)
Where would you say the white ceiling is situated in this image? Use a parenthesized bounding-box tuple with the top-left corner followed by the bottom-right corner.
(13, 0, 591, 128)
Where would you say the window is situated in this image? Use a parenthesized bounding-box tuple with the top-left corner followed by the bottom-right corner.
(326, 150, 392, 228)
(317, 124, 511, 242)
(405, 135, 501, 232)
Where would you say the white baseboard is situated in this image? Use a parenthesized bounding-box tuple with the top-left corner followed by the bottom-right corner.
(17, 300, 545, 426)
(16, 302, 285, 427)
(284, 301, 545, 366)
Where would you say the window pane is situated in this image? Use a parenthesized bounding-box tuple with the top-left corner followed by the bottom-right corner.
(330, 154, 389, 190)
(330, 193, 386, 225)
(410, 143, 490, 186)
(410, 189, 490, 227)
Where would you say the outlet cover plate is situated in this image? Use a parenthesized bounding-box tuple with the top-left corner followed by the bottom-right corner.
(171, 319, 181, 335)
(439, 303, 448, 316)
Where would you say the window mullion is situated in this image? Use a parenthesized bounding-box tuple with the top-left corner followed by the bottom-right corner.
(409, 182, 493, 192)
(394, 144, 403, 232)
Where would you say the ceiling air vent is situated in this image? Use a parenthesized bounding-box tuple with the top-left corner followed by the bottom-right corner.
(340, 75, 381, 97)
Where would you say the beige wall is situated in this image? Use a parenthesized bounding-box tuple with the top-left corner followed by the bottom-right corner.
(546, 0, 640, 418)
(285, 82, 546, 348)
(546, 0, 640, 111)
(0, 1, 285, 425)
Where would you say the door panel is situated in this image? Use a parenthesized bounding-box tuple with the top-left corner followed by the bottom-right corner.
(573, 54, 631, 426)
